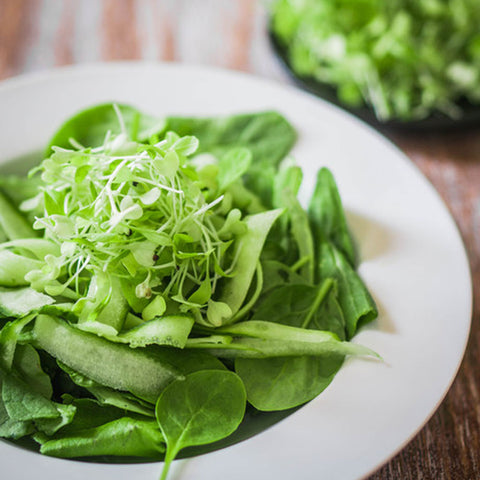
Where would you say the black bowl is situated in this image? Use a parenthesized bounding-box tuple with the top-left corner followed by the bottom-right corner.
(269, 29, 480, 132)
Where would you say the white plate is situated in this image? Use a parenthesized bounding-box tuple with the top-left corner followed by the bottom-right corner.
(0, 63, 472, 480)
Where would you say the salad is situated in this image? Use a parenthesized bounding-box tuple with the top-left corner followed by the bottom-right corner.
(0, 104, 378, 479)
(270, 0, 480, 121)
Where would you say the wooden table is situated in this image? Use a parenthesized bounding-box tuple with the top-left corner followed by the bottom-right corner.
(1, 1, 478, 478)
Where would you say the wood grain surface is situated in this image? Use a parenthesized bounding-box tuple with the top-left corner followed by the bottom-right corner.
(0, 1, 479, 478)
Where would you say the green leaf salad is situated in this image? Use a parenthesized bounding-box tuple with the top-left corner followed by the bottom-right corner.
(271, 0, 480, 121)
(0, 103, 378, 478)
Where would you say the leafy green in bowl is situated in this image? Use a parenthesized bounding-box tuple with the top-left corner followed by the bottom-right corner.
(0, 104, 378, 479)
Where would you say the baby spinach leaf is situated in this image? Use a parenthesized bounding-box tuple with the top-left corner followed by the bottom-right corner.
(253, 281, 345, 338)
(1, 369, 75, 435)
(272, 163, 303, 208)
(13, 345, 53, 399)
(316, 242, 377, 339)
(235, 282, 348, 410)
(235, 355, 343, 411)
(46, 103, 165, 155)
(217, 147, 252, 192)
(260, 260, 305, 294)
(54, 397, 126, 434)
(156, 370, 246, 480)
(166, 111, 296, 207)
(0, 398, 33, 439)
(309, 167, 357, 267)
(37, 417, 165, 458)
(165, 111, 296, 171)
(87, 387, 155, 417)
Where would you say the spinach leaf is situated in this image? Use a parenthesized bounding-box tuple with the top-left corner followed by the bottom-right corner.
(260, 259, 305, 294)
(272, 163, 303, 208)
(317, 242, 377, 339)
(58, 397, 126, 434)
(46, 103, 165, 155)
(0, 398, 33, 439)
(156, 370, 246, 480)
(36, 417, 164, 458)
(165, 111, 296, 206)
(309, 167, 357, 267)
(1, 368, 75, 435)
(166, 111, 296, 170)
(235, 355, 343, 411)
(217, 147, 252, 192)
(234, 281, 349, 410)
(13, 345, 53, 399)
(286, 193, 315, 283)
(253, 281, 345, 339)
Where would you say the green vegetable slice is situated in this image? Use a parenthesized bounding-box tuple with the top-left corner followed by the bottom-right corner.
(33, 315, 182, 403)
(0, 251, 42, 287)
(0, 287, 53, 318)
(216, 209, 284, 324)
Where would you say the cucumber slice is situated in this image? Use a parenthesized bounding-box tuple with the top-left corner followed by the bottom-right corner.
(33, 315, 182, 403)
(0, 250, 42, 287)
(0, 287, 53, 318)
(217, 209, 283, 323)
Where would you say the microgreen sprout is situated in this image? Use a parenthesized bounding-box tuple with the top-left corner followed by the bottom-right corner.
(22, 125, 241, 320)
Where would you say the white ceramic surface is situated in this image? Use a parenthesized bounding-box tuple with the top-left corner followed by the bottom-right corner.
(0, 63, 472, 480)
